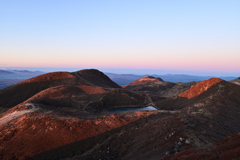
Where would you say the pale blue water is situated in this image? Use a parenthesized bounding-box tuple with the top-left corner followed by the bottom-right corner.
(108, 106, 157, 113)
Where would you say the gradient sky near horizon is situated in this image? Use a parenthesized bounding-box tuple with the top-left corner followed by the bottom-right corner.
(0, 0, 240, 76)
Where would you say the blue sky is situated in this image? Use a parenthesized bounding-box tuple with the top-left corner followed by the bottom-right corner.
(0, 0, 240, 76)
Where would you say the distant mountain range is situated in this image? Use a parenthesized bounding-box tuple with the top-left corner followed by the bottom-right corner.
(0, 69, 238, 89)
(0, 70, 45, 89)
(0, 69, 44, 79)
(0, 70, 44, 79)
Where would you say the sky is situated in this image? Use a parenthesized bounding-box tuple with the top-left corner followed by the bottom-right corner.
(0, 0, 240, 76)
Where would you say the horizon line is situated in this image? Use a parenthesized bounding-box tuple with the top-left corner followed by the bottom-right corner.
(1, 67, 239, 77)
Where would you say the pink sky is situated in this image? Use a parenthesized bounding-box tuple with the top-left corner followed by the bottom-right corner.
(1, 1, 239, 76)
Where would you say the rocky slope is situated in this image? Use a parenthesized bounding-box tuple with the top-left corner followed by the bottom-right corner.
(155, 79, 240, 149)
(1, 72, 240, 160)
(0, 69, 155, 160)
(73, 69, 121, 88)
(0, 103, 157, 160)
(0, 71, 88, 113)
(0, 69, 130, 114)
(72, 78, 240, 160)
(124, 76, 197, 98)
(230, 77, 240, 86)
(178, 78, 223, 99)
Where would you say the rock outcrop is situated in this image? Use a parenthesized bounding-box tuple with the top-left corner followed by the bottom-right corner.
(123, 76, 163, 87)
(178, 78, 223, 99)
(229, 77, 240, 86)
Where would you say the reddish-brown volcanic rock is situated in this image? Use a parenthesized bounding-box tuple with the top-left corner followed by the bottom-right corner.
(1, 79, 240, 160)
(2, 70, 240, 160)
(123, 76, 163, 87)
(0, 69, 121, 113)
(0, 84, 148, 116)
(78, 80, 240, 160)
(0, 72, 89, 112)
(178, 78, 223, 99)
(0, 109, 157, 160)
(25, 85, 108, 102)
(78, 85, 108, 94)
(55, 112, 189, 160)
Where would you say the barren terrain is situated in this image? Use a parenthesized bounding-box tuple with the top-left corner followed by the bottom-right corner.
(0, 69, 240, 160)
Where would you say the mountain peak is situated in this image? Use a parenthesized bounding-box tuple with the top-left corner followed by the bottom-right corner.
(178, 78, 223, 99)
(125, 76, 163, 86)
(74, 69, 121, 88)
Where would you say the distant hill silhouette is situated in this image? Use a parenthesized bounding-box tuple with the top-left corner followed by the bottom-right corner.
(0, 69, 44, 79)
(0, 70, 45, 89)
